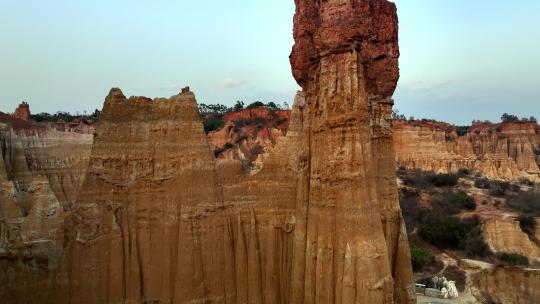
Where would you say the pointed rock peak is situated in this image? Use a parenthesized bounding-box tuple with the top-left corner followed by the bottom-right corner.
(293, 91, 306, 109)
(181, 86, 191, 94)
(106, 88, 126, 102)
(13, 101, 31, 121)
(108, 87, 125, 97)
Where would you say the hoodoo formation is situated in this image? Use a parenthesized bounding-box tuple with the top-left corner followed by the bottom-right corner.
(65, 0, 413, 303)
(1, 0, 416, 303)
(289, 0, 414, 302)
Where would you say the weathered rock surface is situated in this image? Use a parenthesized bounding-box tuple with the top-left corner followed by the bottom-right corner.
(12, 102, 31, 121)
(0, 111, 93, 302)
(393, 120, 540, 182)
(2, 1, 416, 302)
(289, 0, 414, 302)
(483, 219, 540, 262)
(209, 116, 540, 183)
(473, 266, 540, 304)
(208, 108, 290, 164)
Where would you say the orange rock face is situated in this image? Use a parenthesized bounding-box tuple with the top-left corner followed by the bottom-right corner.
(393, 120, 540, 181)
(12, 102, 31, 121)
(483, 219, 540, 262)
(474, 266, 540, 304)
(0, 112, 93, 302)
(289, 0, 414, 302)
(1, 1, 416, 302)
(208, 108, 290, 164)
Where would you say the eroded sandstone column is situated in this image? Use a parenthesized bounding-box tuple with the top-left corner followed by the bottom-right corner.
(290, 0, 415, 302)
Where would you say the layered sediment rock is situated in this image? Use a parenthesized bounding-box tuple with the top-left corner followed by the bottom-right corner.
(473, 266, 540, 304)
(483, 219, 540, 262)
(12, 102, 31, 121)
(0, 112, 93, 301)
(64, 1, 414, 302)
(289, 0, 414, 302)
(393, 120, 540, 181)
(209, 115, 540, 183)
(208, 108, 290, 163)
(2, 1, 415, 302)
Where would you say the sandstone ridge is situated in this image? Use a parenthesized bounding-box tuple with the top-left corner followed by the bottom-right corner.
(209, 115, 540, 183)
(3, 0, 416, 302)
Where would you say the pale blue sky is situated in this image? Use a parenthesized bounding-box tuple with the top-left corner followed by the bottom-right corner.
(1, 1, 539, 124)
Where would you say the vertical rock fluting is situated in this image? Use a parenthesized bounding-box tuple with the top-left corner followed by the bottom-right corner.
(0, 115, 93, 302)
(290, 0, 415, 303)
(37, 1, 414, 303)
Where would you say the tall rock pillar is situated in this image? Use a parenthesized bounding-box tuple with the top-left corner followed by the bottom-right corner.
(290, 0, 415, 303)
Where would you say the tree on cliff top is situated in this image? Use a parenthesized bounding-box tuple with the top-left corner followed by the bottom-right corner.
(501, 113, 519, 123)
(501, 113, 537, 123)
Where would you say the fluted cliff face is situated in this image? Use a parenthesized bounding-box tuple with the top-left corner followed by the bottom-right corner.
(474, 266, 540, 304)
(2, 1, 416, 302)
(64, 1, 415, 300)
(290, 0, 414, 302)
(63, 88, 300, 303)
(483, 219, 540, 262)
(0, 112, 93, 301)
(393, 120, 540, 181)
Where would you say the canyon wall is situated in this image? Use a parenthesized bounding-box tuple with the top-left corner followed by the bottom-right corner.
(211, 116, 540, 183)
(0, 112, 93, 302)
(483, 219, 540, 262)
(289, 0, 414, 302)
(473, 266, 540, 304)
(61, 1, 415, 302)
(393, 120, 540, 181)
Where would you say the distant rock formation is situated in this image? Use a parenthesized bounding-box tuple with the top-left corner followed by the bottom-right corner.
(473, 266, 540, 303)
(393, 120, 540, 182)
(12, 102, 30, 121)
(210, 116, 540, 182)
(483, 219, 540, 262)
(0, 111, 93, 302)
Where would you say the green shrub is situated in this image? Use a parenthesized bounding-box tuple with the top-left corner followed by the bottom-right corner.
(507, 191, 540, 215)
(517, 215, 536, 234)
(457, 168, 470, 176)
(432, 191, 476, 214)
(456, 126, 470, 136)
(453, 192, 477, 211)
(402, 170, 459, 189)
(463, 227, 491, 258)
(203, 118, 225, 134)
(410, 246, 435, 272)
(474, 178, 491, 189)
(399, 189, 422, 232)
(518, 178, 534, 186)
(489, 181, 519, 197)
(419, 216, 468, 249)
(246, 101, 265, 108)
(498, 253, 529, 267)
(474, 178, 520, 196)
(419, 213, 480, 249)
(433, 173, 459, 187)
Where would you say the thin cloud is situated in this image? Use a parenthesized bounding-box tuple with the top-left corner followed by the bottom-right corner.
(216, 78, 245, 90)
